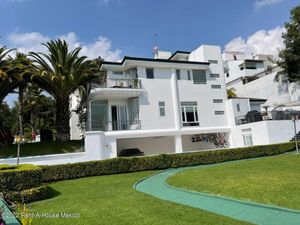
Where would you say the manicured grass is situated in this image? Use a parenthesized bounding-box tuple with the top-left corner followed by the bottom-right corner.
(0, 140, 82, 159)
(29, 171, 251, 225)
(167, 153, 300, 210)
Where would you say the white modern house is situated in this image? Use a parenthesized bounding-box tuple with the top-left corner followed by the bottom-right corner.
(67, 45, 300, 162)
(79, 45, 233, 160)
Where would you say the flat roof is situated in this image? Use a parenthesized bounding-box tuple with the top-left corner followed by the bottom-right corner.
(168, 51, 191, 60)
(101, 56, 209, 70)
(229, 97, 267, 102)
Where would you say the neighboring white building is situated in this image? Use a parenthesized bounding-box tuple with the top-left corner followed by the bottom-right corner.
(67, 45, 300, 162)
(224, 51, 300, 109)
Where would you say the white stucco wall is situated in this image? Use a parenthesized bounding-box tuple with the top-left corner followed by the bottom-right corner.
(230, 120, 300, 148)
(227, 71, 300, 107)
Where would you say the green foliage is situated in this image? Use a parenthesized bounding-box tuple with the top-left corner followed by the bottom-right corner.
(0, 164, 46, 203)
(30, 39, 101, 141)
(0, 164, 42, 192)
(227, 87, 237, 98)
(41, 142, 295, 183)
(7, 186, 47, 203)
(0, 140, 82, 159)
(277, 6, 300, 82)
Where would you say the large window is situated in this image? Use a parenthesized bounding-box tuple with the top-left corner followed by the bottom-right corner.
(146, 68, 154, 79)
(181, 102, 199, 126)
(159, 102, 165, 116)
(192, 70, 206, 84)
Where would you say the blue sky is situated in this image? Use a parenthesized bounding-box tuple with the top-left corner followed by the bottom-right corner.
(0, 0, 299, 59)
(0, 0, 299, 105)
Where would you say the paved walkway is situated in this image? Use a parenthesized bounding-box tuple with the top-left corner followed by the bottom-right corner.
(0, 199, 20, 225)
(134, 166, 300, 225)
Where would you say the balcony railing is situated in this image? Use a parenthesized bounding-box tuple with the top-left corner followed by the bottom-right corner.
(235, 110, 300, 125)
(102, 78, 142, 89)
(87, 120, 141, 131)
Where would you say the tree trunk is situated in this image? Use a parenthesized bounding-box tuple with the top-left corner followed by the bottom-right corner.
(56, 97, 71, 141)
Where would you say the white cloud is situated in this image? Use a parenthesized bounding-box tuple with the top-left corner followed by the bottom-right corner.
(5, 32, 122, 61)
(224, 26, 285, 57)
(254, 0, 283, 10)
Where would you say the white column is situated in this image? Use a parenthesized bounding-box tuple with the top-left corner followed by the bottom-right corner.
(171, 69, 181, 130)
(174, 135, 183, 153)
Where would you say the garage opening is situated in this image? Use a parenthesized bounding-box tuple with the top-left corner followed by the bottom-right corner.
(117, 136, 175, 156)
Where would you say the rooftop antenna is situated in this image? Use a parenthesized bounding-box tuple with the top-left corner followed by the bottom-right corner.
(152, 33, 159, 56)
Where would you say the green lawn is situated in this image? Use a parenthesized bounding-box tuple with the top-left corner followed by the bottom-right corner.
(0, 140, 82, 159)
(29, 171, 251, 225)
(167, 153, 300, 210)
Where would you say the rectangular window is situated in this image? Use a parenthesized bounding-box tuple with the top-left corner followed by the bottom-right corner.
(181, 102, 199, 126)
(176, 69, 181, 80)
(213, 99, 223, 103)
(215, 111, 225, 115)
(192, 70, 206, 84)
(210, 73, 220, 78)
(243, 133, 253, 146)
(208, 60, 218, 64)
(112, 71, 123, 75)
(159, 102, 165, 116)
(245, 62, 257, 69)
(146, 68, 154, 79)
(211, 85, 221, 89)
(237, 104, 241, 112)
(187, 71, 191, 80)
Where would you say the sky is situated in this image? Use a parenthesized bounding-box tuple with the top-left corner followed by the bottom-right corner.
(0, 0, 299, 105)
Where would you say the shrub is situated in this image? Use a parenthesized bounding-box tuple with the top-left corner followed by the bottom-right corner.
(0, 164, 46, 203)
(0, 165, 42, 192)
(42, 142, 296, 183)
(4, 186, 47, 203)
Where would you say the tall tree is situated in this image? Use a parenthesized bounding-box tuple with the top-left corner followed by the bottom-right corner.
(277, 6, 300, 82)
(0, 47, 18, 104)
(30, 40, 100, 141)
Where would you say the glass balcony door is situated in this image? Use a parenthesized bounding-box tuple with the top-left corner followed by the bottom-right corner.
(111, 105, 128, 131)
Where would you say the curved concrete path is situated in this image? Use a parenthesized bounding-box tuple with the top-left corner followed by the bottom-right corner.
(134, 166, 300, 225)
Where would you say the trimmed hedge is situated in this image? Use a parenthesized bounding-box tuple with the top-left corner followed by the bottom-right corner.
(0, 164, 46, 203)
(0, 164, 42, 192)
(4, 186, 47, 203)
(42, 142, 296, 183)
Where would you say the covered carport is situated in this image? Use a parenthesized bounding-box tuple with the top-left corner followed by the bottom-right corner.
(117, 136, 175, 156)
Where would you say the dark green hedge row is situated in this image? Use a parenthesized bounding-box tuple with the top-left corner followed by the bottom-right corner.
(0, 164, 42, 192)
(42, 142, 296, 183)
(4, 186, 47, 203)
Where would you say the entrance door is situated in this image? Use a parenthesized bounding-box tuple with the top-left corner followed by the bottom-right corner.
(111, 105, 128, 130)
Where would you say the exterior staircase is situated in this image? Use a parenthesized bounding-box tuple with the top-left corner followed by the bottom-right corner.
(290, 131, 300, 141)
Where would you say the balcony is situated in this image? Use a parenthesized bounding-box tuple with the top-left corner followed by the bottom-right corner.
(90, 78, 143, 99)
(235, 110, 300, 125)
(105, 78, 142, 89)
(87, 120, 141, 132)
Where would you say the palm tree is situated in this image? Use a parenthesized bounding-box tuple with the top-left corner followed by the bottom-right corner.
(227, 87, 237, 98)
(30, 40, 100, 141)
(0, 47, 18, 104)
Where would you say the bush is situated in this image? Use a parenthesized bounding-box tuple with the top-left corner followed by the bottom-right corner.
(0, 164, 42, 192)
(4, 186, 47, 203)
(42, 142, 296, 183)
(0, 164, 46, 203)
